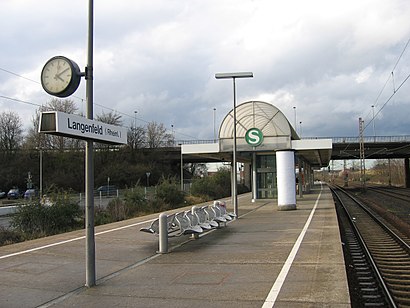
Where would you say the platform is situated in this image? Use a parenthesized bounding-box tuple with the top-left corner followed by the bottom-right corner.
(0, 183, 350, 307)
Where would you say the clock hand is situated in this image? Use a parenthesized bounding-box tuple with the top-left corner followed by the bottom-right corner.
(56, 67, 70, 79)
(55, 75, 65, 82)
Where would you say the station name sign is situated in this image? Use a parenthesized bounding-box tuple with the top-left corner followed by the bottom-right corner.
(39, 111, 127, 145)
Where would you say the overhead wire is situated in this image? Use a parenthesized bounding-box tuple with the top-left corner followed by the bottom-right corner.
(364, 37, 410, 130)
(0, 66, 199, 140)
(0, 94, 42, 108)
(340, 37, 410, 154)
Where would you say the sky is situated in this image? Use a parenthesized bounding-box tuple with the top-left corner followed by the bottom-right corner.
(1, 0, 410, 141)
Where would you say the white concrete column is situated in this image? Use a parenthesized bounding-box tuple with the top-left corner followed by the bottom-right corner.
(276, 151, 296, 210)
(252, 152, 257, 202)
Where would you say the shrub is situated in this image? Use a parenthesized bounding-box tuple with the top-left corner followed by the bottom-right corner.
(155, 176, 184, 208)
(106, 198, 128, 221)
(191, 167, 232, 200)
(94, 207, 113, 226)
(11, 195, 82, 237)
(0, 226, 23, 246)
(184, 194, 208, 205)
(123, 185, 150, 214)
(190, 176, 215, 199)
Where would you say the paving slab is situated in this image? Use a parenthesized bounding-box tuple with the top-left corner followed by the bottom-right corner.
(0, 184, 350, 307)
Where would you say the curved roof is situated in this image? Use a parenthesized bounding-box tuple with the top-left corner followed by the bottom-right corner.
(219, 101, 298, 140)
(183, 100, 332, 167)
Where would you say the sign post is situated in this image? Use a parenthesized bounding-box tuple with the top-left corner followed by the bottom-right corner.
(146, 172, 151, 187)
(39, 0, 127, 288)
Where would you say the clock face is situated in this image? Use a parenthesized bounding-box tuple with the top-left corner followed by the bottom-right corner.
(41, 56, 81, 98)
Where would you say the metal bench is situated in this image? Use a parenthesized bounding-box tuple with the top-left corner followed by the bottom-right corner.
(140, 201, 233, 253)
(213, 201, 236, 220)
(140, 213, 176, 235)
(174, 211, 203, 235)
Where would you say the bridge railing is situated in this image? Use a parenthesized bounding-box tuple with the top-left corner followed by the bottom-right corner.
(175, 135, 410, 146)
(300, 135, 410, 143)
(174, 139, 217, 145)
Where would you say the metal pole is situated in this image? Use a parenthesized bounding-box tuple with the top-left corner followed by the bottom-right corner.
(180, 144, 183, 191)
(158, 213, 168, 253)
(371, 105, 376, 142)
(232, 78, 238, 217)
(215, 72, 253, 218)
(39, 148, 43, 198)
(213, 107, 216, 142)
(85, 0, 96, 288)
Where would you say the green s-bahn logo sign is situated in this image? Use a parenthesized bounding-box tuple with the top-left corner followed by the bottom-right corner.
(245, 128, 263, 147)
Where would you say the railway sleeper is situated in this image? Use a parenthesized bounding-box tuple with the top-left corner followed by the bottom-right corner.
(393, 295, 410, 307)
(372, 249, 409, 260)
(384, 277, 410, 284)
(352, 259, 367, 264)
(382, 271, 410, 279)
(387, 283, 410, 291)
(358, 276, 377, 282)
(353, 262, 369, 269)
(375, 260, 410, 266)
(354, 267, 371, 273)
(351, 253, 365, 258)
(359, 281, 378, 287)
(361, 294, 383, 303)
(360, 287, 380, 294)
(367, 246, 406, 252)
(390, 288, 410, 296)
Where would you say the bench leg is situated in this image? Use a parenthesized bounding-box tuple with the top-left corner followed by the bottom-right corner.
(158, 213, 169, 254)
(191, 233, 200, 239)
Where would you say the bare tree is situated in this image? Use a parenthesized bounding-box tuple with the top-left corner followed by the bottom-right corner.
(25, 98, 81, 151)
(146, 121, 173, 148)
(95, 111, 122, 126)
(127, 124, 146, 150)
(95, 111, 123, 150)
(0, 111, 23, 151)
(373, 159, 405, 186)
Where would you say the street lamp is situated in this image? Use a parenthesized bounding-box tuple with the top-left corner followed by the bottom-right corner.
(133, 110, 138, 149)
(371, 105, 376, 142)
(293, 106, 296, 132)
(178, 143, 183, 191)
(171, 124, 175, 145)
(215, 72, 253, 218)
(213, 107, 217, 142)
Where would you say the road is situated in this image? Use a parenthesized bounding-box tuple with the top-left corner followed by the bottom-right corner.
(0, 196, 114, 230)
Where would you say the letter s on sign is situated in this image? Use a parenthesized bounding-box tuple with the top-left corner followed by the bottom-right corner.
(245, 128, 263, 147)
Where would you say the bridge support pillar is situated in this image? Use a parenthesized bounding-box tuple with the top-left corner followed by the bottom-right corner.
(405, 158, 410, 188)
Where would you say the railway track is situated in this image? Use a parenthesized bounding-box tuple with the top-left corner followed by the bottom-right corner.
(331, 186, 410, 307)
(368, 187, 410, 204)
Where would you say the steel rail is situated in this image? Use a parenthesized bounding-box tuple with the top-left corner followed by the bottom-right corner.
(331, 186, 398, 307)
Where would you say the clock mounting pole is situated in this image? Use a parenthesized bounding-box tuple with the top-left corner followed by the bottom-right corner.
(85, 0, 96, 288)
